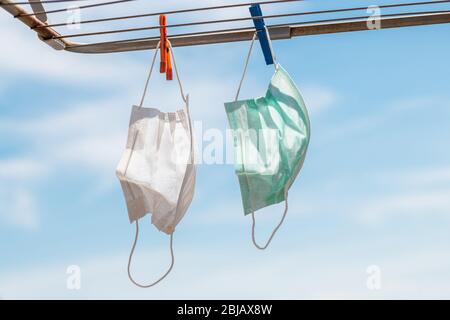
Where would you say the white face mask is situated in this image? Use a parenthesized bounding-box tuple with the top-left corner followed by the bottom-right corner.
(116, 41, 196, 288)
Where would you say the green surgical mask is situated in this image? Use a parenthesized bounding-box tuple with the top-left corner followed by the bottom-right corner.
(224, 33, 311, 250)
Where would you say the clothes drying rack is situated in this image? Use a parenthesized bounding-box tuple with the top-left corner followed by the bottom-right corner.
(1, 0, 450, 54)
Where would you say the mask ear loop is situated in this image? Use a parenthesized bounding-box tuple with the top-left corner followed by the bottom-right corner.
(251, 187, 289, 250)
(128, 221, 175, 288)
(167, 40, 188, 104)
(235, 32, 257, 102)
(138, 41, 161, 109)
(264, 26, 278, 71)
(139, 40, 187, 108)
(234, 28, 278, 102)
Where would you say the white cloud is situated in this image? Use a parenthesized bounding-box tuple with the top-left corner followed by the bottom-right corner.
(353, 165, 450, 225)
(378, 166, 450, 187)
(302, 85, 339, 116)
(386, 95, 450, 113)
(0, 158, 47, 180)
(357, 188, 450, 226)
(317, 94, 450, 146)
(0, 100, 128, 229)
(0, 96, 132, 176)
(0, 158, 44, 230)
(0, 188, 39, 230)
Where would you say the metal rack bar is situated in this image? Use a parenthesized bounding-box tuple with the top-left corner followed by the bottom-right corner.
(1, 0, 450, 54)
(66, 12, 450, 54)
(35, 0, 450, 30)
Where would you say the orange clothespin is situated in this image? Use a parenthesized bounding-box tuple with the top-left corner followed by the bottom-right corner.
(159, 14, 173, 81)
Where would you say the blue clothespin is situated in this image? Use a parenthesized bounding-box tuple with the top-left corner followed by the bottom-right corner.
(249, 4, 274, 65)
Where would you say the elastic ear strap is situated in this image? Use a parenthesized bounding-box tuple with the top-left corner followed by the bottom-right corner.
(264, 26, 278, 68)
(127, 220, 175, 288)
(234, 32, 257, 102)
(168, 41, 187, 103)
(251, 191, 289, 250)
(139, 41, 161, 108)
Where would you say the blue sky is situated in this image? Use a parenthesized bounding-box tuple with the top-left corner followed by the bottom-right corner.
(0, 0, 449, 299)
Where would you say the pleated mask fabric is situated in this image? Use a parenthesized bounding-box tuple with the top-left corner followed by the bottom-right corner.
(116, 105, 195, 234)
